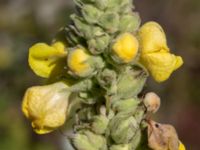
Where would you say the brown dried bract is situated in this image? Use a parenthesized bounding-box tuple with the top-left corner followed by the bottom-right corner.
(147, 120, 179, 150)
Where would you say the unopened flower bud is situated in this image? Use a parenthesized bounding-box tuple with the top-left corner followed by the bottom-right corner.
(112, 98, 139, 114)
(88, 34, 110, 54)
(143, 92, 161, 113)
(81, 4, 102, 24)
(98, 12, 119, 33)
(73, 130, 107, 150)
(119, 13, 141, 32)
(91, 115, 109, 134)
(67, 48, 104, 77)
(109, 115, 138, 144)
(22, 82, 70, 134)
(111, 33, 139, 64)
(115, 66, 147, 100)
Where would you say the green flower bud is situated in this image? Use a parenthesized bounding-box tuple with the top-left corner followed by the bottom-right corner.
(110, 144, 129, 150)
(109, 115, 139, 144)
(98, 12, 119, 33)
(73, 130, 107, 150)
(115, 66, 148, 100)
(71, 15, 105, 39)
(107, 0, 132, 13)
(94, 0, 109, 10)
(91, 115, 109, 134)
(81, 4, 103, 24)
(88, 34, 110, 54)
(96, 68, 117, 93)
(112, 98, 140, 114)
(129, 129, 142, 150)
(119, 13, 141, 32)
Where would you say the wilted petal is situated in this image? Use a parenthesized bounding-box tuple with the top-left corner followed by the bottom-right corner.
(22, 81, 70, 134)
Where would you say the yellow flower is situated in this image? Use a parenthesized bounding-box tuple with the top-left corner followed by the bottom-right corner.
(29, 41, 67, 78)
(139, 22, 183, 82)
(22, 82, 70, 134)
(112, 33, 139, 63)
(67, 48, 93, 77)
(179, 141, 186, 150)
(139, 21, 169, 54)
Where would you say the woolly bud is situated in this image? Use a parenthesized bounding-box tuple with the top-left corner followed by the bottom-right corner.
(91, 115, 109, 134)
(73, 130, 107, 150)
(109, 115, 139, 144)
(143, 92, 161, 113)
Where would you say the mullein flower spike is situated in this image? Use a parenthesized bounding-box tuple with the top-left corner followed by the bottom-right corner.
(22, 82, 70, 134)
(22, 0, 185, 149)
(28, 41, 67, 78)
(139, 22, 183, 82)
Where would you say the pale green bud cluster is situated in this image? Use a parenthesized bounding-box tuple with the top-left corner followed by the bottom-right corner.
(63, 0, 140, 55)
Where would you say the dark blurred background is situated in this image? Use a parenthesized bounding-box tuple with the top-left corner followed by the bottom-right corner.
(0, 0, 199, 149)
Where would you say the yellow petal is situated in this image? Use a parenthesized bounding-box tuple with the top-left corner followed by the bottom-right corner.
(67, 48, 92, 77)
(52, 41, 66, 53)
(141, 52, 183, 82)
(179, 141, 186, 150)
(22, 82, 70, 134)
(28, 42, 67, 78)
(139, 21, 169, 54)
(112, 33, 139, 63)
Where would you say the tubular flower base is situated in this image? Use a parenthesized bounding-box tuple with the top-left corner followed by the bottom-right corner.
(22, 0, 185, 149)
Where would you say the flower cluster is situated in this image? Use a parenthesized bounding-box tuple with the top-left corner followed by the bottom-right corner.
(22, 0, 185, 150)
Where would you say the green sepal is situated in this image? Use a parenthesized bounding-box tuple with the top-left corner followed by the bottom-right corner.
(109, 114, 139, 144)
(107, 0, 133, 13)
(87, 33, 110, 54)
(73, 130, 107, 150)
(112, 98, 140, 115)
(96, 68, 117, 94)
(91, 115, 109, 134)
(113, 66, 147, 100)
(71, 14, 105, 39)
(98, 12, 119, 33)
(94, 0, 109, 10)
(81, 4, 103, 24)
(119, 13, 141, 33)
(129, 129, 142, 150)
